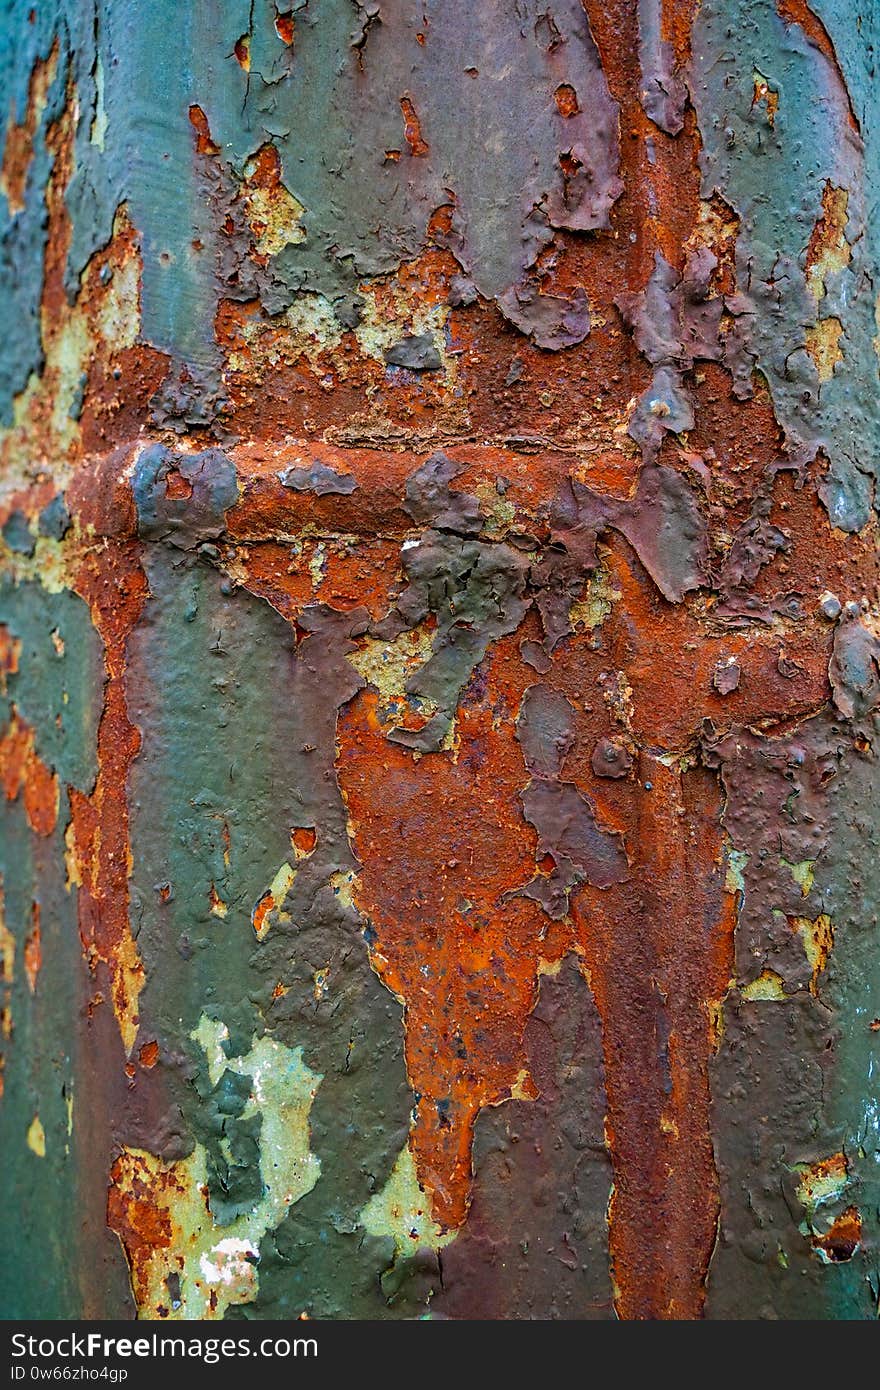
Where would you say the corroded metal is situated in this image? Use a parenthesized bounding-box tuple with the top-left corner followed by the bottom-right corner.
(0, 0, 878, 1321)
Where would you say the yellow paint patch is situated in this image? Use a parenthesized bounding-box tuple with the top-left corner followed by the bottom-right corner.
(112, 931, 145, 1057)
(360, 1143, 455, 1255)
(791, 913, 834, 995)
(752, 71, 779, 126)
(805, 317, 844, 382)
(741, 970, 786, 1001)
(724, 847, 749, 896)
(241, 148, 306, 258)
(782, 858, 814, 897)
(329, 868, 358, 909)
(348, 622, 436, 703)
(251, 861, 297, 940)
(570, 565, 620, 633)
(794, 1151, 848, 1217)
(0, 205, 141, 504)
(26, 1114, 45, 1157)
(509, 1067, 539, 1101)
(0, 880, 14, 985)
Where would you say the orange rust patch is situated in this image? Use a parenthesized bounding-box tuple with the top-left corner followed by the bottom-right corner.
(0, 627, 21, 695)
(0, 711, 59, 837)
(291, 826, 317, 856)
(138, 1039, 159, 1069)
(400, 95, 429, 156)
(23, 903, 41, 994)
(251, 890, 274, 941)
(0, 37, 59, 215)
(554, 83, 580, 117)
(336, 641, 563, 1230)
(68, 542, 147, 1056)
(275, 11, 295, 45)
(163, 468, 193, 501)
(188, 104, 219, 157)
(107, 1151, 177, 1277)
(812, 1206, 862, 1263)
(234, 34, 251, 72)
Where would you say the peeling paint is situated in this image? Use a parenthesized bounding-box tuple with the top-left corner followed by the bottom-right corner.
(1, 0, 879, 1324)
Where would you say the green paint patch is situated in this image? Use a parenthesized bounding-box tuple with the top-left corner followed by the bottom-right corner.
(110, 1017, 322, 1320)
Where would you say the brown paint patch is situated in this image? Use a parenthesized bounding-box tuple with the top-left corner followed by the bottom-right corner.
(574, 757, 736, 1319)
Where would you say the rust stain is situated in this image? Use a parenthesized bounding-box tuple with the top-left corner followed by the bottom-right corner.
(187, 105, 219, 158)
(234, 34, 251, 72)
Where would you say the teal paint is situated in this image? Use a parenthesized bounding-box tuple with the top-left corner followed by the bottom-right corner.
(692, 0, 880, 529)
(0, 579, 105, 1317)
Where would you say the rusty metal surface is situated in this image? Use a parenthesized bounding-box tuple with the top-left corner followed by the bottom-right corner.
(0, 0, 878, 1320)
